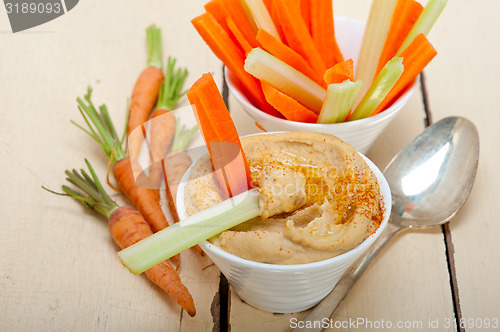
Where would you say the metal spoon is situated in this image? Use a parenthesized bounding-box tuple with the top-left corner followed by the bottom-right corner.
(293, 116, 479, 332)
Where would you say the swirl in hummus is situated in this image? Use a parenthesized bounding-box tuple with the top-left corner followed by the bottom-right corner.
(184, 132, 385, 264)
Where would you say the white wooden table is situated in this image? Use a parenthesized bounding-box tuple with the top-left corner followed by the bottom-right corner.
(1, 1, 499, 331)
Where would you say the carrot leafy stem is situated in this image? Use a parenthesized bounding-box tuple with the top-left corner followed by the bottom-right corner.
(74, 87, 126, 161)
(156, 57, 189, 110)
(171, 121, 198, 152)
(44, 160, 119, 218)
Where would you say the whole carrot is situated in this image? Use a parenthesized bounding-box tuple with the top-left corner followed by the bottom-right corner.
(128, 25, 164, 161)
(76, 89, 169, 233)
(44, 160, 196, 317)
(147, 57, 189, 197)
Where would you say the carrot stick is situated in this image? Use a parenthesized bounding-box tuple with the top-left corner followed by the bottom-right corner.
(75, 88, 181, 267)
(187, 73, 252, 198)
(226, 16, 252, 55)
(376, 0, 423, 75)
(256, 29, 323, 86)
(204, 0, 232, 35)
(262, 0, 287, 44)
(238, 0, 259, 32)
(371, 33, 437, 116)
(221, 0, 259, 48)
(261, 82, 318, 123)
(127, 25, 164, 161)
(310, 0, 344, 68)
(300, 0, 311, 33)
(396, 0, 448, 55)
(324, 59, 354, 84)
(274, 0, 326, 77)
(192, 12, 275, 115)
(46, 161, 195, 317)
(147, 57, 188, 198)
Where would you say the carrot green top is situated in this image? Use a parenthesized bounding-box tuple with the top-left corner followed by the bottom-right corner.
(44, 159, 119, 218)
(156, 57, 189, 111)
(74, 88, 127, 162)
(146, 24, 163, 69)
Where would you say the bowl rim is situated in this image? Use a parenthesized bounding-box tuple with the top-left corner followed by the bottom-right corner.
(225, 66, 417, 130)
(177, 132, 392, 272)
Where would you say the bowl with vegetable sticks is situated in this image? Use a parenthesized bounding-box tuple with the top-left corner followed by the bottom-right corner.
(192, 0, 447, 153)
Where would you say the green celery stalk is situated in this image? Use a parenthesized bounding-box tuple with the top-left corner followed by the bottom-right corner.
(353, 0, 398, 109)
(397, 0, 448, 54)
(349, 57, 404, 121)
(118, 189, 260, 275)
(318, 80, 363, 124)
(244, 48, 326, 113)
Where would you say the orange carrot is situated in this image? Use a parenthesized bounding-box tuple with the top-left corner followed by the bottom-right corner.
(310, 0, 344, 68)
(147, 57, 189, 199)
(127, 25, 164, 161)
(324, 59, 354, 84)
(204, 0, 232, 36)
(48, 161, 196, 317)
(112, 159, 170, 233)
(256, 29, 324, 86)
(109, 207, 195, 316)
(75, 88, 181, 267)
(376, 0, 423, 75)
(187, 73, 252, 198)
(227, 16, 252, 55)
(262, 0, 287, 44)
(274, 0, 326, 77)
(371, 33, 436, 116)
(300, 0, 311, 33)
(192, 12, 276, 115)
(261, 81, 318, 123)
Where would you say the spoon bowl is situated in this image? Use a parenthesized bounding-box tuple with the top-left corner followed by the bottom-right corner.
(385, 116, 479, 228)
(293, 116, 479, 332)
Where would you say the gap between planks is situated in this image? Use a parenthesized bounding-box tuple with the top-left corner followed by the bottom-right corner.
(217, 65, 230, 332)
(420, 72, 464, 332)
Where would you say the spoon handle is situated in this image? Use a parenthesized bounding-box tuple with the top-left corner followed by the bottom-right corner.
(291, 222, 400, 332)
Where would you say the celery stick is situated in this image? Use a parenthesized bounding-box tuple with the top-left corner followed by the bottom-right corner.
(244, 0, 282, 42)
(397, 0, 448, 55)
(349, 57, 404, 121)
(117, 189, 260, 275)
(318, 80, 363, 124)
(245, 48, 326, 113)
(353, 0, 398, 109)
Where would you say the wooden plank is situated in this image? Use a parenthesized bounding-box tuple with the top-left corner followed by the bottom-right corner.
(422, 0, 500, 327)
(0, 0, 222, 330)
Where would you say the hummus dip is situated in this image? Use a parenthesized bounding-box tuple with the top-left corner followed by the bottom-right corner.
(184, 132, 385, 264)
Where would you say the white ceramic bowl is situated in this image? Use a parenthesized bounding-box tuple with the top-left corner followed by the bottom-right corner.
(226, 16, 417, 154)
(176, 135, 391, 313)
